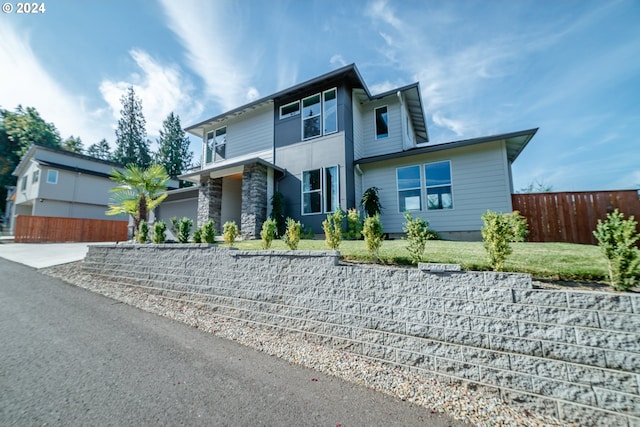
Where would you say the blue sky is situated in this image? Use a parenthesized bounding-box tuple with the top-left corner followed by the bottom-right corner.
(1, 0, 638, 191)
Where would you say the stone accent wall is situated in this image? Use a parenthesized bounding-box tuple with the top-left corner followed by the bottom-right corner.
(83, 245, 640, 426)
(197, 177, 222, 232)
(240, 163, 268, 239)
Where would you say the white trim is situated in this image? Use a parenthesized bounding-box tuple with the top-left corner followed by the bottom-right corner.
(322, 88, 338, 135)
(279, 100, 300, 119)
(46, 169, 58, 185)
(214, 126, 227, 162)
(301, 93, 322, 140)
(374, 105, 389, 140)
(301, 167, 322, 215)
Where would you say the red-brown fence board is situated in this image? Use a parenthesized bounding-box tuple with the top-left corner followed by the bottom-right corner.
(14, 216, 128, 243)
(512, 190, 640, 245)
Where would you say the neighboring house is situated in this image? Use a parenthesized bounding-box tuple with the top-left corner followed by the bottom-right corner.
(180, 64, 537, 240)
(9, 145, 129, 233)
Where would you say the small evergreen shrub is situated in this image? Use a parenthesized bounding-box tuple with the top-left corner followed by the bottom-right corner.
(174, 217, 193, 244)
(136, 220, 149, 243)
(152, 220, 167, 244)
(481, 210, 513, 271)
(270, 191, 286, 237)
(222, 221, 239, 246)
(282, 217, 302, 250)
(322, 209, 344, 250)
(362, 213, 384, 261)
(403, 212, 430, 264)
(260, 217, 278, 249)
(593, 209, 640, 291)
(201, 219, 216, 244)
(345, 208, 362, 240)
(192, 227, 203, 243)
(505, 210, 529, 242)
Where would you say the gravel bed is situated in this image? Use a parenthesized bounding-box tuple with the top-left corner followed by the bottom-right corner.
(41, 261, 571, 427)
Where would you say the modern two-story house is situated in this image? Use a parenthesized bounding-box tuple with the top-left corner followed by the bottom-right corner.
(180, 64, 536, 240)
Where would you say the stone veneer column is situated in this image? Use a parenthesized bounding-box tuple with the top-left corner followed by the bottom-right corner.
(241, 163, 268, 239)
(197, 177, 222, 233)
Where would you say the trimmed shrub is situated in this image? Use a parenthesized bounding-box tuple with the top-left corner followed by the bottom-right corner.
(152, 220, 167, 244)
(322, 209, 344, 250)
(136, 220, 149, 243)
(362, 213, 384, 261)
(172, 217, 193, 244)
(593, 209, 640, 291)
(201, 219, 216, 244)
(192, 227, 202, 243)
(481, 210, 513, 271)
(282, 217, 302, 250)
(260, 217, 278, 249)
(506, 210, 529, 242)
(222, 221, 239, 246)
(403, 212, 430, 264)
(345, 208, 362, 240)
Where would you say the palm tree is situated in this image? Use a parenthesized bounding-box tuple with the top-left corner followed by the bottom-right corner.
(106, 164, 170, 237)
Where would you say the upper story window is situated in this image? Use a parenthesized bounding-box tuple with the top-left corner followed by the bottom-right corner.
(205, 126, 227, 164)
(397, 165, 422, 212)
(47, 169, 58, 184)
(302, 94, 321, 139)
(32, 169, 39, 183)
(425, 161, 453, 210)
(375, 106, 389, 139)
(323, 89, 337, 134)
(280, 101, 300, 119)
(20, 176, 27, 191)
(282, 88, 337, 141)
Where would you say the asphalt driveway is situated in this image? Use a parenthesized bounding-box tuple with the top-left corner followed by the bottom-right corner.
(0, 258, 466, 426)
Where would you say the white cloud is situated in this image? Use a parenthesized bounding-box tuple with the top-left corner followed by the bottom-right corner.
(0, 20, 112, 145)
(379, 32, 393, 46)
(330, 54, 348, 68)
(99, 49, 204, 143)
(431, 112, 468, 137)
(366, 0, 403, 30)
(158, 0, 261, 113)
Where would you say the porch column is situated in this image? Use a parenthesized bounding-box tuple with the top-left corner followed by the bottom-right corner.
(197, 177, 222, 233)
(241, 163, 268, 239)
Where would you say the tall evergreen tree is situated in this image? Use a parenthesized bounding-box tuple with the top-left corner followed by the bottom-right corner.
(155, 112, 193, 187)
(0, 106, 62, 206)
(62, 135, 84, 153)
(87, 139, 112, 161)
(112, 87, 151, 167)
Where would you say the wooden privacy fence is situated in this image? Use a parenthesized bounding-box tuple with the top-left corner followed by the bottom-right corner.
(511, 190, 640, 245)
(14, 216, 128, 243)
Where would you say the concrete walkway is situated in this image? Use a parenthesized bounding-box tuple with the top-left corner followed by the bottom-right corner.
(0, 242, 111, 268)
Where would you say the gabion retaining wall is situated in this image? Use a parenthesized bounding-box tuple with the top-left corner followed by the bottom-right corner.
(83, 244, 640, 426)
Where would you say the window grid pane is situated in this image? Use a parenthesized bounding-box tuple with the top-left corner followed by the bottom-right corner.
(425, 161, 453, 210)
(323, 89, 337, 134)
(302, 169, 323, 214)
(375, 106, 388, 139)
(397, 165, 422, 212)
(324, 166, 338, 213)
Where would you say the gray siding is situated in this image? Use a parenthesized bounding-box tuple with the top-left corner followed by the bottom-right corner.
(203, 103, 274, 165)
(352, 94, 364, 161)
(275, 132, 348, 232)
(359, 141, 513, 234)
(359, 96, 404, 159)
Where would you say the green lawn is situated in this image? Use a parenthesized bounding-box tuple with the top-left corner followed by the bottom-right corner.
(232, 239, 608, 283)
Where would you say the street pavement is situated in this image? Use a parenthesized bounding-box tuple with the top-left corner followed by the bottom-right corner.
(0, 258, 467, 426)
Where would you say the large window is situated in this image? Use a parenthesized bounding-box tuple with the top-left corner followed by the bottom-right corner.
(205, 126, 227, 163)
(284, 88, 337, 140)
(32, 169, 39, 184)
(323, 89, 337, 134)
(214, 126, 227, 161)
(397, 165, 422, 211)
(302, 94, 321, 139)
(425, 161, 453, 210)
(375, 106, 389, 139)
(46, 169, 58, 184)
(302, 165, 339, 215)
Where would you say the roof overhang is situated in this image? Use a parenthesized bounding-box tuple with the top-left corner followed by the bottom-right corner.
(179, 158, 285, 183)
(356, 128, 538, 166)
